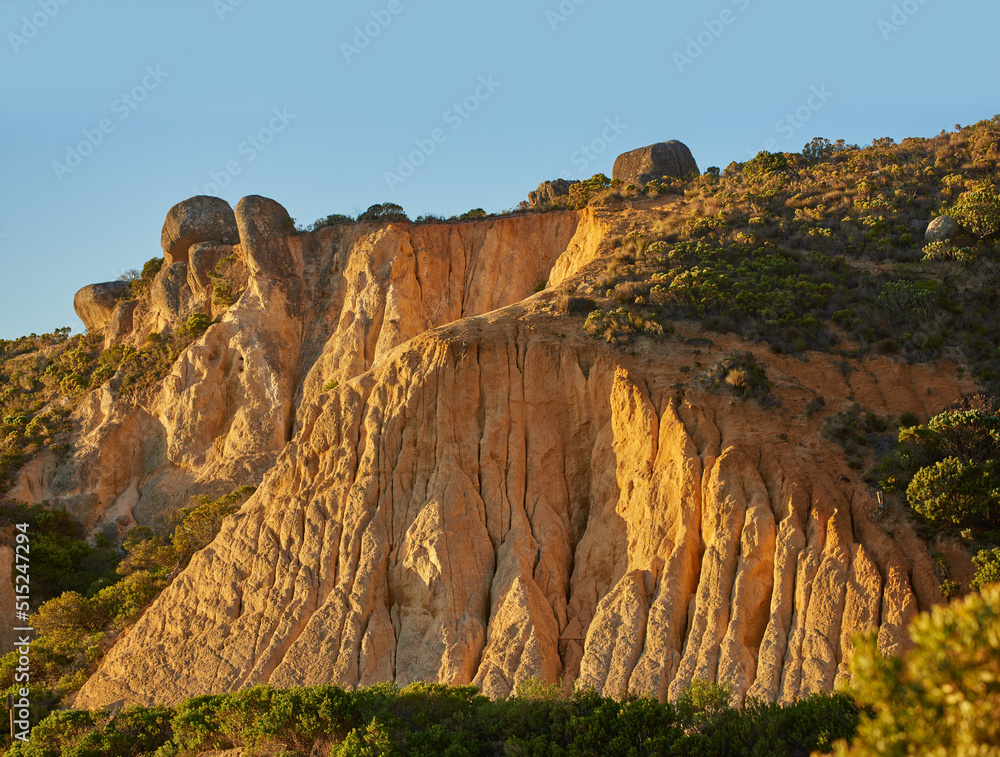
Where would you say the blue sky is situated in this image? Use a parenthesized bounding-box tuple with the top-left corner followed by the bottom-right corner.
(1, 0, 996, 339)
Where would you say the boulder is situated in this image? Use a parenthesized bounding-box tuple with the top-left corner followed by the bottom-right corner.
(161, 196, 239, 265)
(528, 179, 579, 208)
(103, 299, 138, 347)
(925, 214, 960, 244)
(188, 243, 233, 294)
(150, 262, 190, 323)
(73, 281, 130, 332)
(612, 141, 699, 187)
(234, 196, 297, 283)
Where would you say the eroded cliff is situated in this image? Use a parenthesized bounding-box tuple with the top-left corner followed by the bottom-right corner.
(11, 194, 969, 708)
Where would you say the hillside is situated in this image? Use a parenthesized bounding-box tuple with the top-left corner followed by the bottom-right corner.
(3, 118, 1000, 713)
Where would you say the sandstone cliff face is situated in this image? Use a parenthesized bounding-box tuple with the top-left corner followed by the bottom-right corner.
(17, 196, 966, 708)
(75, 303, 960, 708)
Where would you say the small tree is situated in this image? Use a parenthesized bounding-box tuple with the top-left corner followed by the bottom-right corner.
(802, 137, 835, 162)
(971, 548, 1000, 591)
(357, 203, 409, 224)
(906, 456, 998, 526)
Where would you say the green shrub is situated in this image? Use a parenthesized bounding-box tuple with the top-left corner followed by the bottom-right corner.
(332, 717, 397, 757)
(172, 486, 257, 566)
(583, 307, 664, 343)
(91, 570, 169, 625)
(744, 150, 790, 180)
(699, 352, 772, 404)
(117, 527, 177, 577)
(459, 208, 487, 220)
(31, 591, 104, 656)
(927, 409, 1000, 463)
(177, 313, 212, 341)
(304, 213, 354, 232)
(923, 240, 976, 262)
(0, 503, 119, 602)
(357, 203, 409, 224)
(971, 547, 1000, 590)
(951, 181, 1000, 238)
(906, 456, 998, 526)
(876, 280, 934, 316)
(124, 257, 165, 297)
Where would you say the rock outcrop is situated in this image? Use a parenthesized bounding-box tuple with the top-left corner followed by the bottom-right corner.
(613, 141, 699, 186)
(161, 196, 240, 265)
(73, 281, 129, 332)
(529, 179, 579, 208)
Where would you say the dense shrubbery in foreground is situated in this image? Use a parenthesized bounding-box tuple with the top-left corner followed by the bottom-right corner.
(6, 583, 1000, 756)
(3, 681, 859, 757)
(832, 583, 1000, 756)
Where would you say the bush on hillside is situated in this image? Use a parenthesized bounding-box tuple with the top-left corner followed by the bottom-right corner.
(699, 351, 773, 404)
(971, 547, 1000, 590)
(906, 456, 999, 526)
(950, 180, 1000, 238)
(888, 403, 1000, 529)
(172, 486, 256, 567)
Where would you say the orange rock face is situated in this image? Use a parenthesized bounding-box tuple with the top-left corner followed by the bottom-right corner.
(30, 198, 970, 707)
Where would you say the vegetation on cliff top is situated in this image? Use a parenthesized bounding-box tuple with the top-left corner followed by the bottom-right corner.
(563, 119, 1000, 393)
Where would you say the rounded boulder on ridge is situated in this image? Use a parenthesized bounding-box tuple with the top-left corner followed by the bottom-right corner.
(612, 141, 699, 187)
(161, 196, 240, 265)
(73, 281, 130, 332)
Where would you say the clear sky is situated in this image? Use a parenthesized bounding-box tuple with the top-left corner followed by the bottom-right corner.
(1, 0, 996, 339)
